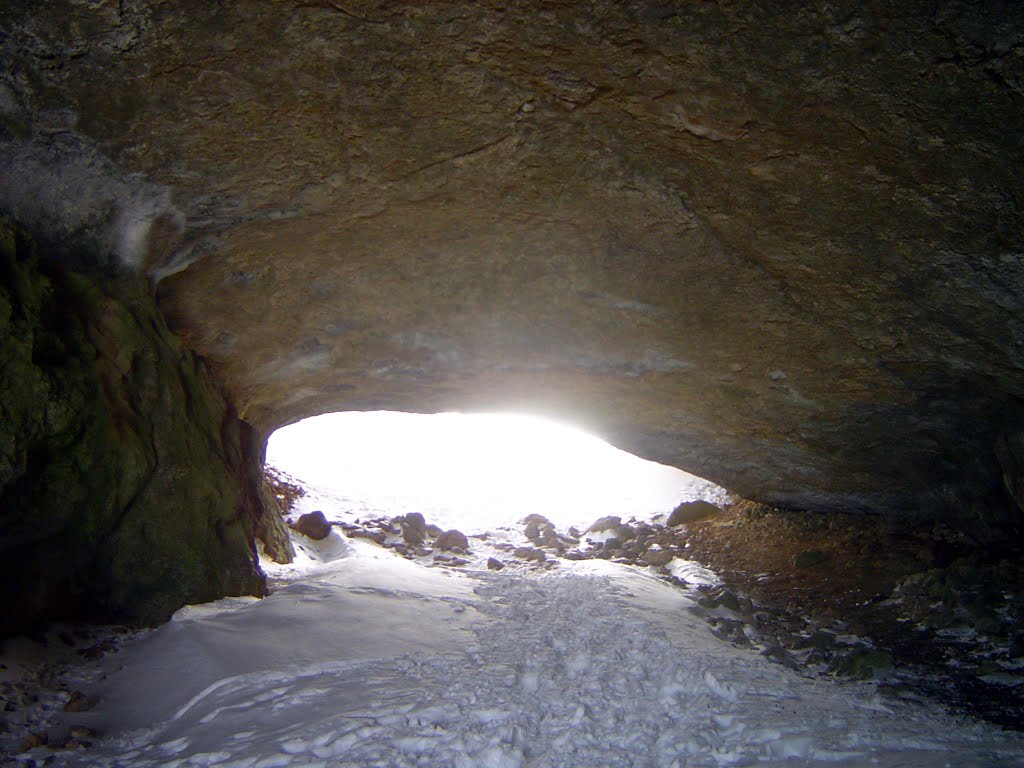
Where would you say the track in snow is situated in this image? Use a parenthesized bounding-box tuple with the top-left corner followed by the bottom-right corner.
(36, 539, 1024, 768)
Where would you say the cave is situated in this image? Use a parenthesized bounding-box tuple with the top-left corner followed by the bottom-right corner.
(1, 0, 1024, 759)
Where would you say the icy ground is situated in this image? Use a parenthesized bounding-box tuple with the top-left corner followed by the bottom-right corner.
(7, 488, 1023, 768)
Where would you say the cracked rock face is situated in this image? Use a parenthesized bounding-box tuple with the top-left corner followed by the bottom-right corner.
(2, 1, 1023, 536)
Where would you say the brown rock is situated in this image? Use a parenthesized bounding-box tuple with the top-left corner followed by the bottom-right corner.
(20, 732, 46, 750)
(434, 529, 470, 552)
(63, 690, 91, 712)
(642, 549, 675, 567)
(396, 513, 428, 545)
(290, 510, 332, 540)
(587, 516, 623, 533)
(667, 501, 722, 527)
(1, 3, 1022, 639)
(514, 547, 547, 563)
(487, 557, 505, 570)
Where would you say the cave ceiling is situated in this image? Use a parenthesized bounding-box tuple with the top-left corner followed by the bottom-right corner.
(1, 1, 1023, 531)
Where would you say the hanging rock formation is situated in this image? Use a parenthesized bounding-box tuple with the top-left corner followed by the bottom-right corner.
(0, 0, 1022, 621)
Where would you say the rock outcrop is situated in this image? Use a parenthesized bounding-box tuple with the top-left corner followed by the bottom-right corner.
(0, 218, 282, 637)
(1, 2, 1023, 545)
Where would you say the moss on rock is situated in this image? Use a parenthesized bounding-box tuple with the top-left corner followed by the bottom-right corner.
(0, 216, 278, 635)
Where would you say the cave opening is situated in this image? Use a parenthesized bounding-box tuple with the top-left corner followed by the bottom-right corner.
(265, 410, 729, 535)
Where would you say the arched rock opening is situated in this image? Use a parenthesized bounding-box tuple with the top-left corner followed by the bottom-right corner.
(1, 1, 1023, 634)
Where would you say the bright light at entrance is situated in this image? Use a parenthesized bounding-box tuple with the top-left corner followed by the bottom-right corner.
(266, 411, 726, 533)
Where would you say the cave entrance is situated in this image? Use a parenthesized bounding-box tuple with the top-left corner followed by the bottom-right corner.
(265, 411, 726, 534)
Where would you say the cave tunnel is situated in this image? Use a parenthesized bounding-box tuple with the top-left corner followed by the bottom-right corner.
(2, 0, 1024, 761)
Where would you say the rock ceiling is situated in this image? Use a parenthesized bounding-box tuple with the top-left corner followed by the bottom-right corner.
(1, 1, 1023, 533)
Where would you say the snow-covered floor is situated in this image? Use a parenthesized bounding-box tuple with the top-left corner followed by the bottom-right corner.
(13, 491, 1022, 768)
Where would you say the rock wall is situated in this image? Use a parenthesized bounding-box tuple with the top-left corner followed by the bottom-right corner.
(1, 2, 1023, 541)
(0, 217, 288, 637)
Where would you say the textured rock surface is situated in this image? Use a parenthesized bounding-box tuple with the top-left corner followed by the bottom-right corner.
(1, 2, 1023, 536)
(290, 510, 332, 541)
(0, 218, 278, 637)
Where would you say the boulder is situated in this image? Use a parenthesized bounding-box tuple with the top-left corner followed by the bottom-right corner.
(642, 549, 675, 567)
(434, 529, 470, 552)
(396, 513, 428, 545)
(667, 501, 722, 528)
(587, 516, 623, 533)
(290, 510, 332, 540)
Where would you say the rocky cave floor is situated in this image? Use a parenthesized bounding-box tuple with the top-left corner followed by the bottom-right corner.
(282, 468, 1024, 735)
(3, 479, 1023, 760)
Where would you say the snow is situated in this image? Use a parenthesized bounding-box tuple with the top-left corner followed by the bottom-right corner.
(7, 413, 1024, 767)
(11, 513, 1023, 768)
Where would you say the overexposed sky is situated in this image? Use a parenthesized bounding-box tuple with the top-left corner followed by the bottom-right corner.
(266, 411, 726, 531)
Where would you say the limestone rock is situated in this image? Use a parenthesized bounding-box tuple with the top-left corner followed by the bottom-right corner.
(667, 501, 723, 528)
(434, 529, 470, 553)
(290, 511, 332, 540)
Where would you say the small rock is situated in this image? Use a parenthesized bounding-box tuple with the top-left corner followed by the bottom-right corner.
(435, 529, 470, 552)
(831, 647, 892, 680)
(514, 547, 546, 562)
(642, 549, 674, 567)
(615, 524, 636, 542)
(20, 732, 46, 750)
(587, 515, 622, 533)
(433, 554, 468, 566)
(487, 557, 505, 570)
(396, 513, 428, 545)
(290, 510, 332, 540)
(698, 587, 741, 612)
(666, 500, 722, 527)
(63, 690, 91, 712)
(348, 528, 387, 545)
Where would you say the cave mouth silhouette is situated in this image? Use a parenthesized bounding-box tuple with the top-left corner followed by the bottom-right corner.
(265, 411, 728, 534)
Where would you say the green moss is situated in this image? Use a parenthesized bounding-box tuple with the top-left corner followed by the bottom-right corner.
(0, 216, 266, 635)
